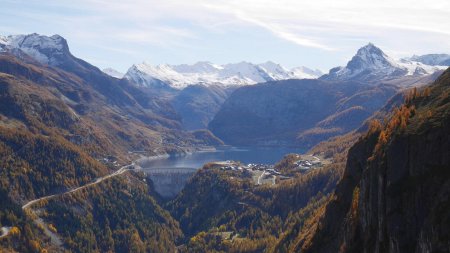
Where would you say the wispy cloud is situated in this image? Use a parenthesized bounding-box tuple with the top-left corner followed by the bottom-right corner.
(197, 0, 450, 50)
(213, 6, 335, 50)
(6, 0, 448, 50)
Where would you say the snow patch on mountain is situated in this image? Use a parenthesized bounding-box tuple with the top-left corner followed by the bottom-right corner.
(396, 58, 446, 75)
(407, 54, 450, 66)
(125, 61, 323, 89)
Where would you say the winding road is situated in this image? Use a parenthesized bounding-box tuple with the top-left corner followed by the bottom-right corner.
(0, 162, 137, 239)
(22, 163, 135, 210)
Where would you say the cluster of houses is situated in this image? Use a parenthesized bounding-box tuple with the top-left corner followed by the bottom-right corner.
(212, 155, 326, 186)
(216, 155, 323, 174)
(214, 161, 281, 185)
(294, 155, 322, 170)
(218, 161, 279, 174)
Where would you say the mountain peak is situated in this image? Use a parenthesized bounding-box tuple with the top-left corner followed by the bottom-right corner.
(354, 43, 390, 64)
(320, 43, 446, 82)
(0, 33, 70, 65)
(363, 42, 376, 48)
(357, 43, 384, 55)
(339, 43, 397, 78)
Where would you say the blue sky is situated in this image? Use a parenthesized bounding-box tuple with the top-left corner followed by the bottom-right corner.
(1, 0, 449, 72)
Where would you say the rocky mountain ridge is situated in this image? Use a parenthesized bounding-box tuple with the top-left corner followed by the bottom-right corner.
(124, 60, 323, 90)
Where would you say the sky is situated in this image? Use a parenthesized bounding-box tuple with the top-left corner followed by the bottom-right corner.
(1, 0, 449, 73)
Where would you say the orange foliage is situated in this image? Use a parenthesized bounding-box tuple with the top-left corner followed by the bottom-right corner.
(367, 119, 382, 135)
(10, 226, 20, 236)
(374, 104, 416, 154)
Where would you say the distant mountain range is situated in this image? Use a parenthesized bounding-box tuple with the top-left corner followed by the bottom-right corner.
(101, 43, 449, 90)
(111, 43, 450, 89)
(208, 43, 447, 147)
(122, 61, 323, 89)
(2, 33, 447, 90)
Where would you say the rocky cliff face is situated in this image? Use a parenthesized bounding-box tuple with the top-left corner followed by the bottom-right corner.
(302, 68, 450, 253)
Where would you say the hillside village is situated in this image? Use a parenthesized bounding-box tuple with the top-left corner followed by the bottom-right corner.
(210, 154, 329, 185)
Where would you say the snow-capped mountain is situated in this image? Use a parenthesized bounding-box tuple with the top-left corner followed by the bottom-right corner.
(124, 61, 323, 89)
(103, 68, 124, 78)
(407, 54, 450, 66)
(1, 33, 131, 84)
(321, 43, 446, 82)
(0, 33, 70, 66)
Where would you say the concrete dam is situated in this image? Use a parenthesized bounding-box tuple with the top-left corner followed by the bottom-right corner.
(133, 156, 203, 198)
(144, 167, 197, 199)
